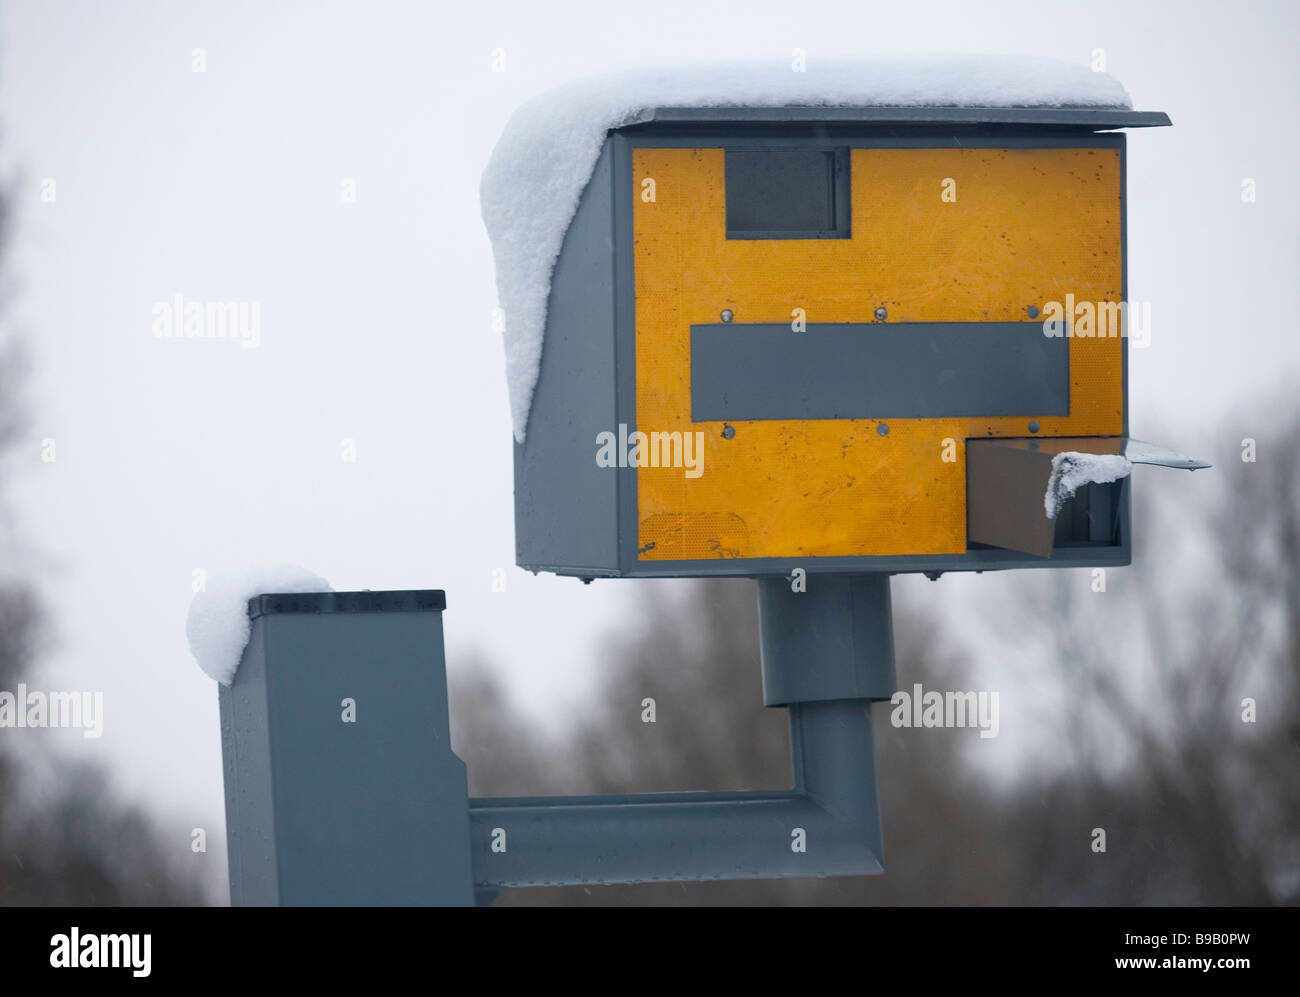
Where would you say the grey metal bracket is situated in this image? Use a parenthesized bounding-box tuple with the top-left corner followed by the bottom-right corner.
(220, 577, 895, 905)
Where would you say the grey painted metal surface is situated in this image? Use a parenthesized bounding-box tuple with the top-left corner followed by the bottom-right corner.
(1052, 475, 1119, 549)
(725, 147, 851, 238)
(975, 435, 1209, 467)
(759, 575, 895, 706)
(513, 142, 620, 575)
(1124, 439, 1211, 469)
(690, 321, 1070, 421)
(469, 709, 884, 887)
(584, 545, 1132, 579)
(221, 583, 889, 902)
(619, 105, 1170, 130)
(219, 590, 474, 905)
(468, 577, 888, 888)
(219, 629, 278, 905)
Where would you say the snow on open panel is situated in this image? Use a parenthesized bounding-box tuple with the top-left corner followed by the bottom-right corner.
(1044, 452, 1133, 519)
(480, 54, 1133, 442)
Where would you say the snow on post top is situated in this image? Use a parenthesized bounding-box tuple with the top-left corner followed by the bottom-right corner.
(186, 565, 332, 685)
(479, 54, 1134, 442)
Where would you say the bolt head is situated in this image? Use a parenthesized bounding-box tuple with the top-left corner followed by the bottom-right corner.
(874, 306, 888, 322)
(720, 309, 734, 323)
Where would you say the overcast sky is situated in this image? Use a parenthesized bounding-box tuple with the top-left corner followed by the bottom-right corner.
(1, 0, 1296, 839)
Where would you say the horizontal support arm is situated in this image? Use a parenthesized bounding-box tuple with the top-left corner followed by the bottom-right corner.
(468, 700, 883, 889)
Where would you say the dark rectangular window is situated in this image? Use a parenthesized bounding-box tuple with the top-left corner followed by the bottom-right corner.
(725, 148, 850, 239)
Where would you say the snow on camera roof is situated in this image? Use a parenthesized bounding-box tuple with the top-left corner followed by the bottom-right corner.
(480, 54, 1152, 442)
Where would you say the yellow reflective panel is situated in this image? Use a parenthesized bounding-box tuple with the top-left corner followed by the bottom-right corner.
(633, 146, 1123, 560)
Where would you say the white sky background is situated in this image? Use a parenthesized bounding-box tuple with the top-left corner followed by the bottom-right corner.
(0, 0, 1297, 855)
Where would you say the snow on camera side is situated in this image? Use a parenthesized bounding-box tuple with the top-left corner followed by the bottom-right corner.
(186, 565, 332, 685)
(479, 54, 1134, 442)
(1044, 452, 1133, 519)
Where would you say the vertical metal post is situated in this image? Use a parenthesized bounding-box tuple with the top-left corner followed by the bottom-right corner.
(757, 574, 896, 707)
(219, 590, 474, 906)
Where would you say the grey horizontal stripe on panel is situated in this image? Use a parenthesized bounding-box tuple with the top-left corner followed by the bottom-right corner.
(690, 321, 1069, 421)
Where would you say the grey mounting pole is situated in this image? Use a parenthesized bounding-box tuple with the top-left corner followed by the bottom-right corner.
(219, 576, 896, 905)
(219, 591, 474, 906)
(469, 573, 895, 888)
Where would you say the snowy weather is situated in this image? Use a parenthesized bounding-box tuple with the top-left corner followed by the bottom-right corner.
(0, 0, 1293, 979)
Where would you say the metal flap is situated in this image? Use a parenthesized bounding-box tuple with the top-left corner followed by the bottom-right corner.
(1122, 439, 1211, 470)
(966, 439, 1059, 558)
(966, 436, 1209, 558)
